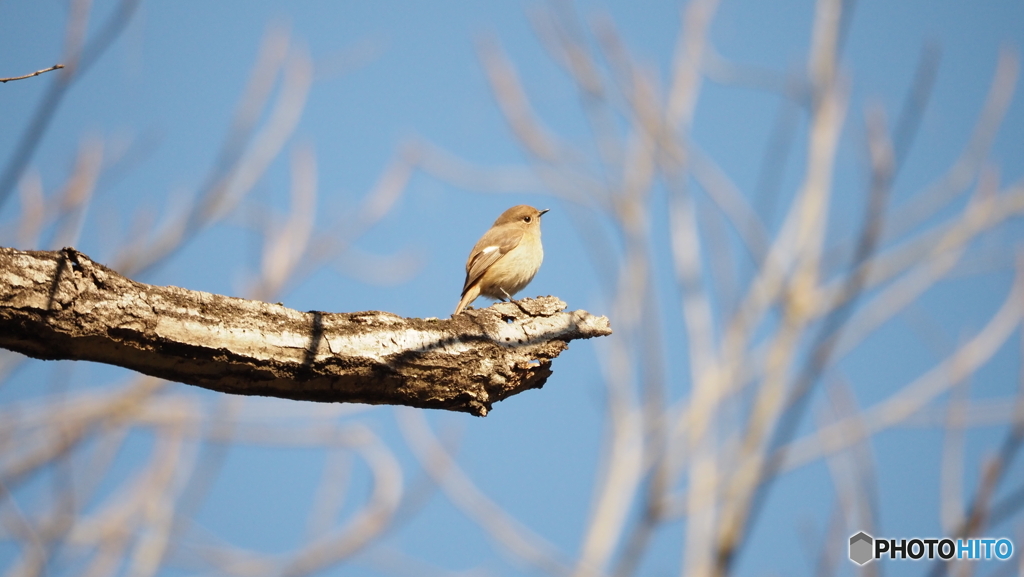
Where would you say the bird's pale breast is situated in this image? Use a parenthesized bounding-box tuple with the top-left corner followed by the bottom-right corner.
(477, 231, 543, 299)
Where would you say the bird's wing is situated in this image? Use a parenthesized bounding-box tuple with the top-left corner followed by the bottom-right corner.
(461, 226, 524, 296)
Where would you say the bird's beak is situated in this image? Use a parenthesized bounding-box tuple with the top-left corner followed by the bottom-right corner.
(539, 209, 550, 217)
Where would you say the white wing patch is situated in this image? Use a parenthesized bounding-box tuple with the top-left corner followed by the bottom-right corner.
(480, 246, 500, 254)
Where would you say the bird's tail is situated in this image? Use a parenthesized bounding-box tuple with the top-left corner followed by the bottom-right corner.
(453, 284, 480, 316)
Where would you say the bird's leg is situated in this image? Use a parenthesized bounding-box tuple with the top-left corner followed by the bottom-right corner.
(500, 288, 513, 301)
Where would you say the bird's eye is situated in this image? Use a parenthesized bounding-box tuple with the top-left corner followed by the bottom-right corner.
(524, 216, 532, 223)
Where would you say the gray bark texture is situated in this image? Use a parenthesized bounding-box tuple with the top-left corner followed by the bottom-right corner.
(0, 246, 611, 416)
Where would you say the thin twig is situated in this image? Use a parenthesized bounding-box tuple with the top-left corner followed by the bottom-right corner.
(0, 64, 65, 83)
(0, 0, 140, 210)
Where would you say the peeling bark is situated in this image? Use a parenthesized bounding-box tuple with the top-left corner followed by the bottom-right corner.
(0, 247, 611, 416)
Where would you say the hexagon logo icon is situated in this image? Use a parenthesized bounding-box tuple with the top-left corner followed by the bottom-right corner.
(849, 532, 873, 565)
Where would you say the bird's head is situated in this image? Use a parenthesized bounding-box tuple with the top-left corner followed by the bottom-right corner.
(493, 205, 549, 228)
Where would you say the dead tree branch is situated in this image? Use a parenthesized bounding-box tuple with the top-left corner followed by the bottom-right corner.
(0, 246, 611, 416)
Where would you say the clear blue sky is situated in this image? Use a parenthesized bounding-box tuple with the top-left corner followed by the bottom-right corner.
(2, 1, 1024, 576)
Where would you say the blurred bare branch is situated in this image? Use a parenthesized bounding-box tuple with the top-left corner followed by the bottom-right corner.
(114, 27, 311, 277)
(782, 269, 1022, 469)
(399, 409, 577, 577)
(194, 425, 402, 577)
(406, 0, 1024, 575)
(0, 0, 139, 210)
(0, 19, 433, 577)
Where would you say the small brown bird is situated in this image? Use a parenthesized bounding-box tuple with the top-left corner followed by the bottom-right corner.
(453, 205, 548, 315)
